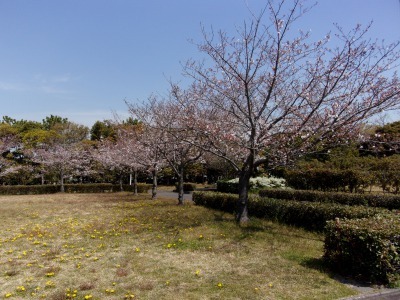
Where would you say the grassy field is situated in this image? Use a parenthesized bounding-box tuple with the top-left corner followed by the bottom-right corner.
(0, 192, 358, 299)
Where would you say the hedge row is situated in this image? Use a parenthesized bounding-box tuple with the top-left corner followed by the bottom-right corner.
(325, 214, 400, 286)
(216, 180, 239, 193)
(284, 169, 367, 192)
(259, 189, 400, 210)
(0, 183, 151, 195)
(192, 191, 383, 231)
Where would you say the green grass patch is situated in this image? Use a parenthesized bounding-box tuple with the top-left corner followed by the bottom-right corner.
(0, 193, 358, 299)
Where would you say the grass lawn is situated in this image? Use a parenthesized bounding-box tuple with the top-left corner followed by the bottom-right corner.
(0, 192, 358, 299)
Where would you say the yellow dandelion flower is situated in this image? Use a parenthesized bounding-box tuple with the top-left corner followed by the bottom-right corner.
(217, 282, 223, 288)
(45, 280, 55, 287)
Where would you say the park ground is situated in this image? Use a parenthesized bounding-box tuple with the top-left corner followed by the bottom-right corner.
(0, 191, 387, 299)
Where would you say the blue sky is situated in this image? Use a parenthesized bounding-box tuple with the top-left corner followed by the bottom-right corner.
(1, 0, 399, 127)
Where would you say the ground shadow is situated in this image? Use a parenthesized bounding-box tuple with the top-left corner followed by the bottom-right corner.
(301, 257, 385, 292)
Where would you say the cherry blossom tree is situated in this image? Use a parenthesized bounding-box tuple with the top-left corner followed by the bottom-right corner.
(0, 126, 21, 183)
(180, 0, 400, 222)
(28, 121, 91, 192)
(128, 91, 203, 204)
(125, 112, 166, 200)
(0, 164, 34, 185)
(31, 143, 89, 192)
(92, 125, 145, 194)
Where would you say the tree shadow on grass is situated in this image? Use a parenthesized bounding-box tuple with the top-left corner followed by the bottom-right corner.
(301, 256, 328, 272)
(300, 257, 379, 290)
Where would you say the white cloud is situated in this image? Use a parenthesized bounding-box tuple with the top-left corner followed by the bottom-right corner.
(56, 110, 131, 127)
(0, 81, 24, 91)
(52, 75, 71, 83)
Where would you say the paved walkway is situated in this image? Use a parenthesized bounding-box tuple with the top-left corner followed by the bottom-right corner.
(342, 289, 400, 300)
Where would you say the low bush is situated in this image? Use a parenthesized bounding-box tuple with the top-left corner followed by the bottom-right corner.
(193, 191, 237, 213)
(0, 185, 59, 195)
(193, 191, 383, 231)
(216, 180, 239, 194)
(0, 183, 151, 195)
(324, 214, 400, 286)
(259, 189, 400, 210)
(284, 169, 368, 192)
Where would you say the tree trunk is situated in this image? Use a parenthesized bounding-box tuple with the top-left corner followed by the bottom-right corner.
(152, 165, 157, 199)
(41, 173, 44, 185)
(119, 172, 123, 192)
(60, 168, 65, 193)
(236, 169, 251, 223)
(177, 166, 184, 205)
(133, 169, 138, 196)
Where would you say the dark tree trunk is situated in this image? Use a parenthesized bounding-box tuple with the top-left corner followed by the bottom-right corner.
(152, 165, 157, 199)
(133, 169, 138, 195)
(236, 169, 251, 223)
(60, 168, 65, 193)
(177, 165, 184, 205)
(119, 173, 123, 192)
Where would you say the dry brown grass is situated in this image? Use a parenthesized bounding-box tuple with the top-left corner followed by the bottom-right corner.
(0, 192, 358, 299)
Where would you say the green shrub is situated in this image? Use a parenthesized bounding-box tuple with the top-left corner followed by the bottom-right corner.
(216, 180, 239, 193)
(259, 189, 400, 210)
(324, 214, 400, 286)
(117, 184, 150, 194)
(0, 183, 151, 195)
(192, 191, 237, 213)
(284, 169, 367, 192)
(193, 191, 383, 231)
(0, 185, 59, 195)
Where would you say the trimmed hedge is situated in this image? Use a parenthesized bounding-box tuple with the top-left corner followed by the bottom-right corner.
(259, 189, 400, 210)
(324, 214, 400, 286)
(284, 169, 367, 192)
(0, 185, 59, 195)
(216, 180, 239, 193)
(193, 191, 383, 231)
(0, 183, 151, 195)
(193, 191, 237, 213)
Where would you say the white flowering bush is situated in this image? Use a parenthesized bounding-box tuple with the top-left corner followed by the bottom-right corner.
(227, 176, 287, 189)
(217, 176, 287, 193)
